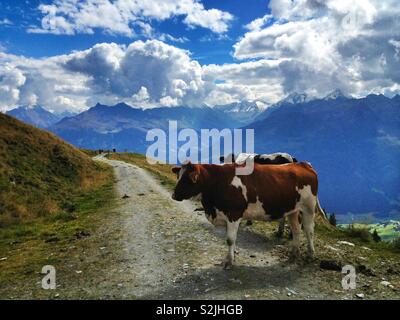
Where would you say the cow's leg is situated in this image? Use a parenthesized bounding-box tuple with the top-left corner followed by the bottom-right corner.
(287, 211, 301, 259)
(302, 210, 315, 259)
(276, 217, 285, 238)
(224, 219, 241, 270)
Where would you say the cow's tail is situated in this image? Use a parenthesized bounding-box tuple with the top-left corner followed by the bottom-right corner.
(315, 197, 332, 227)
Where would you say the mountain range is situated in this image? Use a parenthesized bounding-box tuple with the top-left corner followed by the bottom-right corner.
(49, 102, 261, 153)
(6, 105, 63, 128)
(3, 91, 400, 220)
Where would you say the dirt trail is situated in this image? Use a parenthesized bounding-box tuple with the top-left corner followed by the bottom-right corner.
(91, 154, 358, 300)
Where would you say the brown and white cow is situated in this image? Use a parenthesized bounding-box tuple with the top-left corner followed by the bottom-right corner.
(172, 161, 322, 269)
(220, 152, 298, 234)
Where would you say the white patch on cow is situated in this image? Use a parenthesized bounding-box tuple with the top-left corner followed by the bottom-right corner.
(283, 184, 316, 218)
(259, 152, 293, 162)
(296, 185, 316, 211)
(224, 152, 295, 165)
(258, 154, 275, 160)
(283, 185, 317, 217)
(231, 176, 248, 201)
(226, 219, 241, 266)
(243, 197, 271, 221)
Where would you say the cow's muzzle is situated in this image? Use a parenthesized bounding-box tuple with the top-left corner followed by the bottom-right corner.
(171, 192, 182, 201)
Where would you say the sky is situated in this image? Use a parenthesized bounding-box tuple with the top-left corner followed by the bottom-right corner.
(0, 0, 399, 113)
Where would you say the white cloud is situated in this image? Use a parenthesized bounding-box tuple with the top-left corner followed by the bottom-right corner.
(0, 51, 90, 112)
(0, 64, 26, 106)
(64, 39, 206, 107)
(202, 59, 287, 105)
(244, 14, 272, 31)
(131, 86, 149, 103)
(28, 0, 233, 36)
(233, 0, 400, 98)
(0, 40, 209, 112)
(0, 18, 13, 26)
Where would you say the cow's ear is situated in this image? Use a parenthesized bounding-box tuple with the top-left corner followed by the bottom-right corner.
(189, 171, 199, 184)
(171, 166, 181, 174)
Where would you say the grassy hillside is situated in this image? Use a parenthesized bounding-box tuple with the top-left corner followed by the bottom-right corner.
(0, 113, 110, 226)
(0, 114, 116, 295)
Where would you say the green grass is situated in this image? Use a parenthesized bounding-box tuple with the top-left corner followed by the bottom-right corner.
(338, 222, 400, 242)
(80, 149, 100, 157)
(0, 114, 118, 291)
(0, 166, 116, 288)
(0, 113, 108, 226)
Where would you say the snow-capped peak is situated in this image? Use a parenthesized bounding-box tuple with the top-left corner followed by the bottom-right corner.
(280, 92, 309, 105)
(323, 89, 347, 100)
(214, 101, 265, 113)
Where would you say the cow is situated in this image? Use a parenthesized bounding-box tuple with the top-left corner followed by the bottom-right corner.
(172, 161, 324, 269)
(220, 152, 297, 165)
(220, 152, 298, 235)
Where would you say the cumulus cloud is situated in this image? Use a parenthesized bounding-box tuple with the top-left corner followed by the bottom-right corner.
(0, 64, 25, 106)
(203, 59, 285, 104)
(0, 40, 209, 112)
(64, 40, 206, 106)
(0, 51, 91, 112)
(233, 0, 400, 98)
(28, 0, 233, 36)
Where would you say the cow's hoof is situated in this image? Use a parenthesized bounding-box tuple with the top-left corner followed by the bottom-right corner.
(223, 260, 233, 270)
(305, 254, 315, 263)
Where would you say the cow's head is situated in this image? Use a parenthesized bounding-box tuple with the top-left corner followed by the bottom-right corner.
(171, 162, 202, 201)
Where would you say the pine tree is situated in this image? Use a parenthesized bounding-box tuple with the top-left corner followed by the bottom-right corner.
(329, 213, 337, 227)
(372, 229, 381, 242)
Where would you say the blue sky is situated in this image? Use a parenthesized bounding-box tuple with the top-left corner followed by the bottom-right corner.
(0, 0, 269, 64)
(0, 0, 399, 112)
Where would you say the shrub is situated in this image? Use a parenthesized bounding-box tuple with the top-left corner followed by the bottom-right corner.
(345, 224, 372, 242)
(372, 229, 381, 242)
(329, 213, 337, 227)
